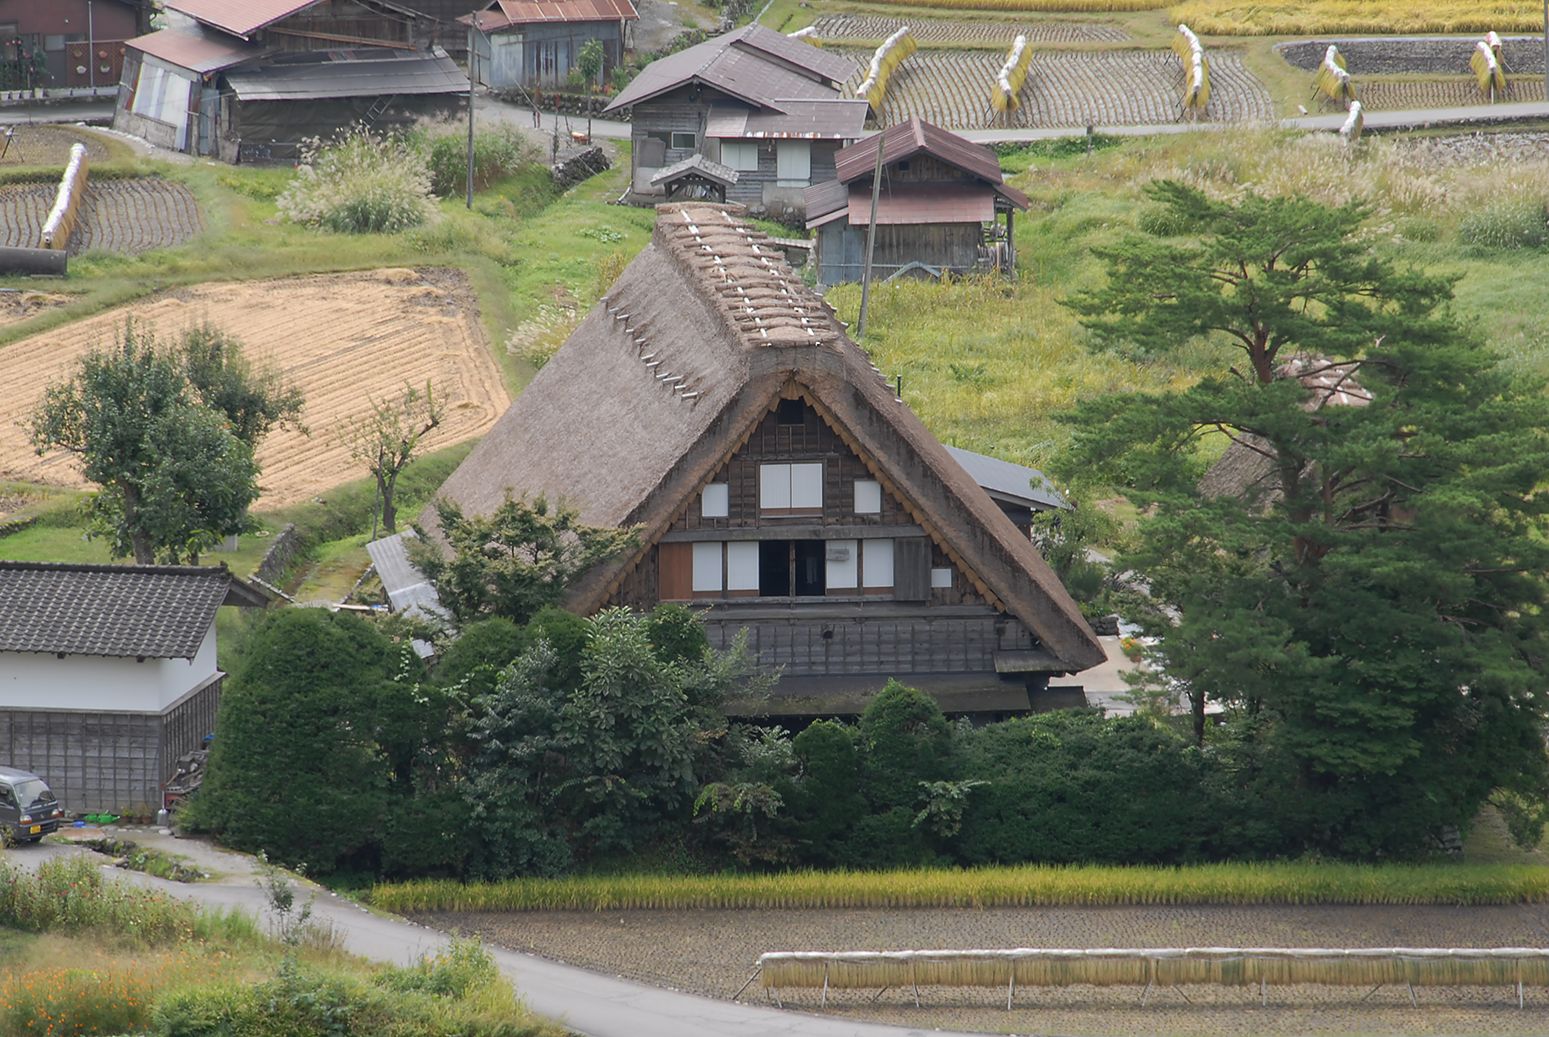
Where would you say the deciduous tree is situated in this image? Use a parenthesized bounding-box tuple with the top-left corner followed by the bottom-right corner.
(28, 321, 298, 563)
(342, 381, 442, 535)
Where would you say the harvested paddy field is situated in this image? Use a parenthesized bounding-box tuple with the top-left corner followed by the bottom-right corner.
(811, 13, 1128, 44)
(0, 289, 67, 328)
(0, 124, 111, 167)
(848, 49, 1274, 128)
(424, 904, 1549, 1036)
(0, 269, 508, 507)
(1354, 78, 1536, 111)
(0, 177, 201, 254)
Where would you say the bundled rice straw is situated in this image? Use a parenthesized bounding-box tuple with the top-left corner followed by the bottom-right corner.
(991, 34, 1033, 114)
(1172, 24, 1210, 114)
(1314, 44, 1357, 105)
(1472, 39, 1507, 97)
(788, 26, 816, 39)
(1339, 101, 1363, 143)
(859, 26, 917, 112)
(758, 947, 1549, 993)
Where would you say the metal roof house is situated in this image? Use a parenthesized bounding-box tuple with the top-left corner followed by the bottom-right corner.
(463, 0, 638, 92)
(426, 203, 1103, 719)
(604, 25, 866, 220)
(0, 562, 266, 816)
(0, 0, 147, 96)
(113, 0, 466, 161)
(805, 117, 1029, 285)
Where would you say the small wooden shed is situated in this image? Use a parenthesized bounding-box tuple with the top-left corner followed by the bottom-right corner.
(650, 154, 739, 203)
(804, 118, 1029, 286)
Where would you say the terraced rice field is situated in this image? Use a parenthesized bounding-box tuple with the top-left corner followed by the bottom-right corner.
(848, 48, 1274, 129)
(0, 124, 111, 167)
(1353, 77, 1534, 111)
(0, 269, 509, 508)
(811, 13, 1127, 44)
(0, 177, 202, 254)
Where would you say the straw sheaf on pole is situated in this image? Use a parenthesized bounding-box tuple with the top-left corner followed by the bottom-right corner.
(1172, 24, 1210, 115)
(858, 26, 917, 113)
(1314, 44, 1357, 105)
(1339, 101, 1364, 144)
(1472, 38, 1508, 98)
(991, 34, 1033, 115)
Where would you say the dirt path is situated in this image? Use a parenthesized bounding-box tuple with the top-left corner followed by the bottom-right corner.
(0, 269, 510, 508)
(423, 904, 1549, 1037)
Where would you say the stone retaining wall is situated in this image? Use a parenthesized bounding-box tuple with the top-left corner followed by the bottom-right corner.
(1277, 37, 1547, 76)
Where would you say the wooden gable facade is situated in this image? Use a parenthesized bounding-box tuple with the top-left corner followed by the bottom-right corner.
(428, 203, 1104, 719)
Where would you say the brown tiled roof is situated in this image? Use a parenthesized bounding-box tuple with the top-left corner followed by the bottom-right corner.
(605, 24, 854, 112)
(126, 27, 265, 74)
(0, 562, 265, 660)
(834, 117, 1005, 185)
(428, 203, 1104, 672)
(462, 0, 637, 30)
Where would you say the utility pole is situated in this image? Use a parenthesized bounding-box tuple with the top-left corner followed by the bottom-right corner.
(466, 23, 476, 209)
(855, 128, 885, 339)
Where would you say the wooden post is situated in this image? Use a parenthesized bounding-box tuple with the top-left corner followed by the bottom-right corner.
(856, 129, 886, 338)
(466, 23, 475, 210)
(1005, 207, 1015, 276)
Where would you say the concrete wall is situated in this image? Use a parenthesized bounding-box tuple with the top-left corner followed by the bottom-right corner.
(0, 621, 218, 713)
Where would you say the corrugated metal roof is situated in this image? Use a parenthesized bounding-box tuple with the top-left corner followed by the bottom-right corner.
(835, 117, 1004, 186)
(650, 153, 739, 188)
(945, 446, 1067, 511)
(164, 0, 319, 37)
(843, 183, 995, 226)
(127, 27, 265, 74)
(226, 47, 467, 100)
(802, 178, 850, 227)
(464, 0, 637, 29)
(366, 532, 451, 624)
(605, 24, 853, 112)
(704, 99, 867, 140)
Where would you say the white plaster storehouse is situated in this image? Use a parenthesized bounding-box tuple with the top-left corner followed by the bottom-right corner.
(0, 562, 266, 816)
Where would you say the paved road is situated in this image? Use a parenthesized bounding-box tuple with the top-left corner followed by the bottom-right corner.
(17, 830, 975, 1037)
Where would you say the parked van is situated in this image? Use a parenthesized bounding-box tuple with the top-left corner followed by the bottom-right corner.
(0, 767, 63, 843)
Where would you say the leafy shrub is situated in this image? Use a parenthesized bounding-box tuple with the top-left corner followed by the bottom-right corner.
(154, 956, 559, 1037)
(1458, 195, 1549, 251)
(277, 126, 434, 233)
(643, 603, 709, 665)
(378, 937, 499, 998)
(425, 127, 537, 197)
(435, 617, 529, 697)
(190, 608, 398, 871)
(788, 721, 866, 867)
(858, 681, 954, 812)
(0, 856, 196, 943)
(956, 711, 1222, 865)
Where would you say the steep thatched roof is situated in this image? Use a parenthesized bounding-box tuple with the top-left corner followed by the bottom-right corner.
(1200, 356, 1372, 504)
(428, 203, 1103, 671)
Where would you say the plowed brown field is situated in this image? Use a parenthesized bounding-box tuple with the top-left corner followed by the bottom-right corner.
(0, 269, 509, 508)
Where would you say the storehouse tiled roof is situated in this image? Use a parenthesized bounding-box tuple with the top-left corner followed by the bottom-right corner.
(0, 562, 264, 660)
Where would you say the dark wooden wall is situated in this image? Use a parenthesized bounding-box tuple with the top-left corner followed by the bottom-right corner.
(0, 675, 223, 818)
(815, 219, 983, 285)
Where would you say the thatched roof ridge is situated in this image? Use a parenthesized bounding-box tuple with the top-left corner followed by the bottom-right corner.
(428, 203, 1103, 671)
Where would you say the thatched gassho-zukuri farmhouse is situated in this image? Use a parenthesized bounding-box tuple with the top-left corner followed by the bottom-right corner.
(428, 203, 1103, 718)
